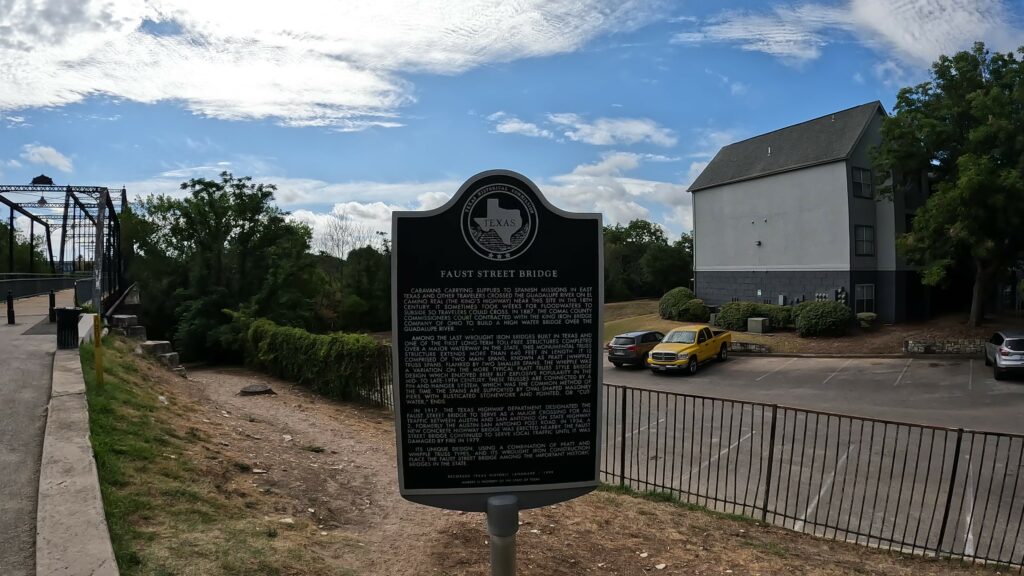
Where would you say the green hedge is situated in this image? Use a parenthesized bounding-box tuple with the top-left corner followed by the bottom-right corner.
(715, 301, 792, 331)
(794, 301, 853, 337)
(715, 301, 759, 331)
(240, 317, 388, 402)
(659, 287, 696, 320)
(857, 312, 878, 329)
(681, 298, 710, 322)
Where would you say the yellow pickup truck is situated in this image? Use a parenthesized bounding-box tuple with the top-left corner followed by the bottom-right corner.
(647, 324, 731, 375)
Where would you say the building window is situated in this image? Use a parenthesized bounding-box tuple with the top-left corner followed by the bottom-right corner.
(855, 284, 875, 313)
(853, 167, 873, 198)
(855, 225, 875, 256)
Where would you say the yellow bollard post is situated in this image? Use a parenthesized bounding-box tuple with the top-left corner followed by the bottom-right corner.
(93, 314, 104, 387)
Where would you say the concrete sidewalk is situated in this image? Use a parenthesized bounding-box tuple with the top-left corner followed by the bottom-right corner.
(0, 290, 73, 576)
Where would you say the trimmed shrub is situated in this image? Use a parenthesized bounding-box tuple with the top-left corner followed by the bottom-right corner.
(715, 301, 793, 331)
(715, 301, 758, 331)
(794, 301, 854, 337)
(681, 298, 710, 322)
(240, 317, 388, 402)
(857, 312, 878, 329)
(753, 303, 793, 330)
(658, 287, 696, 320)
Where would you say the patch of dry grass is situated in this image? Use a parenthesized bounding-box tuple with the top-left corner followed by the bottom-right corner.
(82, 338, 341, 576)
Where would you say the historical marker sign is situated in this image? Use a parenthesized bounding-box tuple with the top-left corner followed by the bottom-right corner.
(392, 170, 603, 512)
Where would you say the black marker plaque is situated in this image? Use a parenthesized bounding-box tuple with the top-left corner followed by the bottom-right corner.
(392, 170, 603, 512)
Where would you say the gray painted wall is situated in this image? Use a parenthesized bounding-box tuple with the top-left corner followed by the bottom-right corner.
(693, 161, 850, 272)
(697, 270, 849, 308)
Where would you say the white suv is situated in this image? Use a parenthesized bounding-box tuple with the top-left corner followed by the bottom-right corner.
(984, 331, 1024, 380)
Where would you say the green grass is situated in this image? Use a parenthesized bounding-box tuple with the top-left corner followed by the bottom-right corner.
(81, 337, 337, 576)
(604, 313, 688, 344)
(604, 299, 660, 322)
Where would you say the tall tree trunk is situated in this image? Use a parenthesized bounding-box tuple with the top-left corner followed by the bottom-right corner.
(968, 259, 995, 327)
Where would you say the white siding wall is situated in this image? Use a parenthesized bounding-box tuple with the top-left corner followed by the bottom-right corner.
(694, 161, 851, 271)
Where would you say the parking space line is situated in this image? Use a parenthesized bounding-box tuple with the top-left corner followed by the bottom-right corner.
(794, 443, 853, 532)
(624, 418, 667, 440)
(755, 357, 798, 382)
(822, 359, 852, 385)
(893, 358, 913, 386)
(679, 430, 755, 482)
(968, 359, 974, 391)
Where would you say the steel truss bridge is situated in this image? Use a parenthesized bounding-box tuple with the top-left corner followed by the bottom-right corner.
(1, 184, 129, 304)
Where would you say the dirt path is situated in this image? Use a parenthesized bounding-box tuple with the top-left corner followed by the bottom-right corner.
(184, 367, 456, 575)
(163, 366, 1000, 575)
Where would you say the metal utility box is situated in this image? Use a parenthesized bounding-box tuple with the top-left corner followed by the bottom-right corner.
(747, 317, 769, 334)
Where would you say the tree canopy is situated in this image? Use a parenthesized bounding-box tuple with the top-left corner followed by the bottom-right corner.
(124, 172, 394, 361)
(875, 42, 1024, 325)
(604, 219, 692, 301)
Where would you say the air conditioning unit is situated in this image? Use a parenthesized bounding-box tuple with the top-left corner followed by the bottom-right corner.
(747, 317, 769, 334)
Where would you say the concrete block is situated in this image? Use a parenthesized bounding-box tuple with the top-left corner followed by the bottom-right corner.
(140, 340, 172, 355)
(37, 350, 119, 576)
(158, 352, 180, 368)
(110, 315, 138, 328)
(747, 317, 769, 334)
(126, 325, 147, 340)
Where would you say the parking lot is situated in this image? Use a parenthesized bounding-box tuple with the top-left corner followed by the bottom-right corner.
(603, 354, 1024, 434)
(597, 354, 1024, 565)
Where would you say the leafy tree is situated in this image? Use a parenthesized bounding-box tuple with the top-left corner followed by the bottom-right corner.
(641, 232, 693, 295)
(126, 172, 323, 360)
(875, 43, 1024, 325)
(0, 222, 50, 273)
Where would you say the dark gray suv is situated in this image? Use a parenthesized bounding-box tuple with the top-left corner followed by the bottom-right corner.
(607, 330, 664, 367)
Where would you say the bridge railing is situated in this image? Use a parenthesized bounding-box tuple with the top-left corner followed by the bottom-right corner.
(0, 274, 81, 300)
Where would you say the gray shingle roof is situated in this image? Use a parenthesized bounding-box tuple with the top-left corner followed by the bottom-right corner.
(688, 101, 885, 192)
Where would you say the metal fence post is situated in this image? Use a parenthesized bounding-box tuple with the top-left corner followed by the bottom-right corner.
(619, 387, 628, 487)
(48, 290, 56, 322)
(936, 428, 964, 557)
(6, 290, 13, 325)
(761, 404, 779, 523)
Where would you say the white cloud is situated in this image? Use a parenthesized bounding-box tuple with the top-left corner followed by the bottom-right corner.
(4, 159, 22, 168)
(547, 113, 678, 146)
(853, 71, 865, 84)
(122, 148, 697, 242)
(673, 5, 848, 64)
(705, 68, 749, 96)
(873, 60, 909, 88)
(20, 144, 73, 172)
(0, 0, 663, 128)
(488, 112, 554, 139)
(673, 0, 1023, 67)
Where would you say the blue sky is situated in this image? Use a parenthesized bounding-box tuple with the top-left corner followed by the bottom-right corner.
(1, 0, 1022, 244)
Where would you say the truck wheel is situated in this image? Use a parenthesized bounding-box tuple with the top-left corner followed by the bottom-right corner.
(718, 345, 729, 362)
(612, 362, 623, 368)
(687, 356, 698, 375)
(994, 364, 1005, 381)
(984, 352, 991, 366)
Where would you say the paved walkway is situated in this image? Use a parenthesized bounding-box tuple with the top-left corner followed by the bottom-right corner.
(0, 290, 74, 576)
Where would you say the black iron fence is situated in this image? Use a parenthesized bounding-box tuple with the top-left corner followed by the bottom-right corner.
(601, 385, 1024, 569)
(374, 350, 1023, 568)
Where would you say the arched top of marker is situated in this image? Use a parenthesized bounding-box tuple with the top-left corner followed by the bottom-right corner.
(396, 169, 600, 221)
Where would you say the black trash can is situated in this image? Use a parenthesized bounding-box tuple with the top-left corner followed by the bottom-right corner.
(56, 307, 83, 350)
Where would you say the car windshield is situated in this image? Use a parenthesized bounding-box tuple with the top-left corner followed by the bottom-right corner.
(611, 337, 635, 346)
(664, 331, 696, 344)
(1006, 339, 1024, 352)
